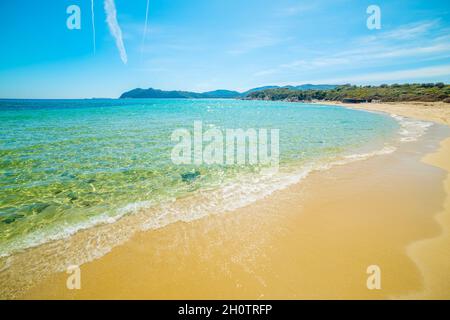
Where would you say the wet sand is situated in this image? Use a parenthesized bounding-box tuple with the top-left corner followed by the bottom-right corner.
(19, 102, 450, 300)
(323, 101, 450, 126)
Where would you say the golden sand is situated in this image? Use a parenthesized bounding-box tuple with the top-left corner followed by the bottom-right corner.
(405, 137, 450, 299)
(324, 101, 450, 126)
(19, 102, 450, 300)
(322, 101, 450, 299)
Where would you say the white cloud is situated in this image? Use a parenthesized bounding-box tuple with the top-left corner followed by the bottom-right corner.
(361, 20, 439, 43)
(253, 21, 450, 78)
(91, 0, 96, 54)
(104, 0, 128, 64)
(310, 64, 450, 84)
(141, 0, 150, 58)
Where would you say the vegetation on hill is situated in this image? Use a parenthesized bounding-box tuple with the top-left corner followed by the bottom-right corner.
(119, 84, 336, 99)
(241, 84, 336, 95)
(119, 88, 233, 99)
(246, 83, 450, 103)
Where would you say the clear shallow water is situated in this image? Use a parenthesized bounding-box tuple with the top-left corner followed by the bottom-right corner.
(0, 99, 403, 256)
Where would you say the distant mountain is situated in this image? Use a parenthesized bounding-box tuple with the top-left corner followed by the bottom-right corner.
(200, 90, 242, 98)
(242, 86, 280, 95)
(120, 88, 202, 99)
(243, 84, 336, 95)
(120, 88, 241, 99)
(119, 84, 337, 99)
(288, 84, 337, 91)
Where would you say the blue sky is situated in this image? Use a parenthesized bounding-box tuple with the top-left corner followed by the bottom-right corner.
(0, 0, 449, 98)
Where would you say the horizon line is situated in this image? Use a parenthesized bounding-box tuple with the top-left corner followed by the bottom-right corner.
(1, 81, 449, 100)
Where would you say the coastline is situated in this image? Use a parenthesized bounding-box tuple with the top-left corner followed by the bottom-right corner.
(3, 0, 450, 302)
(321, 101, 450, 299)
(315, 101, 450, 126)
(2, 101, 448, 299)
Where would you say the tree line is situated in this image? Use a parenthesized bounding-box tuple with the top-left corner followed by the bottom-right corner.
(246, 83, 450, 103)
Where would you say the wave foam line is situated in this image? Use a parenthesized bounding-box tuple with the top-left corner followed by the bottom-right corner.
(390, 114, 433, 142)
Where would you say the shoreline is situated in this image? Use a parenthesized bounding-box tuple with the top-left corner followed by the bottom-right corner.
(3, 101, 450, 299)
(318, 101, 450, 299)
(314, 101, 450, 126)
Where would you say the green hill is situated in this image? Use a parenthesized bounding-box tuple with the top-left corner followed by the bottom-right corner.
(246, 83, 450, 103)
(120, 84, 336, 99)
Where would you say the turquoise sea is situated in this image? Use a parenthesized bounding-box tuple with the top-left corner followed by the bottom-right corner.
(0, 99, 418, 257)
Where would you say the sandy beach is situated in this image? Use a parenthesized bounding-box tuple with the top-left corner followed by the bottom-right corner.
(3, 0, 450, 304)
(324, 101, 450, 126)
(331, 101, 450, 299)
(9, 102, 449, 299)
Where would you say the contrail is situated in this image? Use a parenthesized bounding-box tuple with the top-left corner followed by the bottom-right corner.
(91, 0, 96, 54)
(104, 0, 128, 64)
(140, 0, 150, 60)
